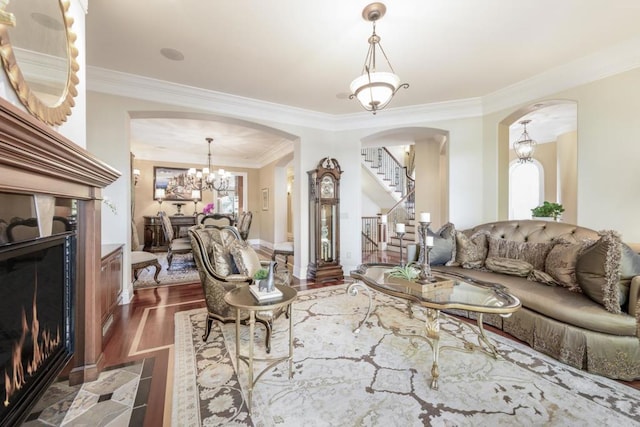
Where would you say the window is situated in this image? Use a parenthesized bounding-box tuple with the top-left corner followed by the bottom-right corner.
(509, 160, 544, 220)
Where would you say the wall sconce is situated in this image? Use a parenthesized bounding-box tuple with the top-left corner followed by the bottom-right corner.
(133, 168, 140, 186)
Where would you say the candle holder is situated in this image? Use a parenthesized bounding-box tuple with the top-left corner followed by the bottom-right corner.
(397, 231, 406, 266)
(416, 221, 437, 284)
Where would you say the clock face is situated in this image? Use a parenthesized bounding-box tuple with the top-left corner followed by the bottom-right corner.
(320, 176, 334, 198)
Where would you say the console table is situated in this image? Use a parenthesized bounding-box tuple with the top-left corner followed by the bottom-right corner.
(143, 215, 197, 252)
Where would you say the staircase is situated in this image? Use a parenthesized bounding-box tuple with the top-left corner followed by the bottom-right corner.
(361, 147, 416, 257)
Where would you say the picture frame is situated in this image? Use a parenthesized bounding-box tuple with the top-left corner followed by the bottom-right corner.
(153, 166, 193, 201)
(261, 188, 269, 211)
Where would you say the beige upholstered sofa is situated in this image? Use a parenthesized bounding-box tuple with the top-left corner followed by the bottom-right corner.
(432, 220, 640, 381)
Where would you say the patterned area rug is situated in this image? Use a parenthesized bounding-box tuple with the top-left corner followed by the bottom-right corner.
(173, 285, 640, 426)
(133, 252, 199, 289)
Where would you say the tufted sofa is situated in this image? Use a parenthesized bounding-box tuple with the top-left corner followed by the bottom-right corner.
(432, 220, 640, 381)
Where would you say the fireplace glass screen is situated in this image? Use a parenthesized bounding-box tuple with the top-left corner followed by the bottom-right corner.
(0, 234, 74, 425)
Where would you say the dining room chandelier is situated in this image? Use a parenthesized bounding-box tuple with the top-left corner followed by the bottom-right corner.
(513, 119, 537, 163)
(349, 2, 409, 114)
(187, 137, 231, 193)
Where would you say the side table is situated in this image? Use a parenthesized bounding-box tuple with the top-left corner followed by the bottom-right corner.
(224, 284, 297, 414)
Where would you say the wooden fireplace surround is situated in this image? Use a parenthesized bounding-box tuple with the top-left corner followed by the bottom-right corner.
(0, 97, 120, 384)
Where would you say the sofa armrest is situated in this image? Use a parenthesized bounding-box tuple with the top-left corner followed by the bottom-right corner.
(629, 276, 640, 317)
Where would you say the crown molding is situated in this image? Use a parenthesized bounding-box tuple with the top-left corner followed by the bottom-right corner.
(87, 66, 335, 130)
(88, 34, 640, 132)
(331, 98, 483, 131)
(87, 67, 484, 130)
(482, 36, 640, 114)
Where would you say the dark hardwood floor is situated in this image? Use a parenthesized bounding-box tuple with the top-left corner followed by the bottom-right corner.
(101, 248, 639, 426)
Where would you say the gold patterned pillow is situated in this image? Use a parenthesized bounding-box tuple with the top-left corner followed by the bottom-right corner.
(485, 257, 533, 277)
(211, 242, 234, 276)
(545, 240, 595, 292)
(452, 230, 489, 269)
(487, 237, 555, 271)
(527, 269, 558, 286)
(229, 240, 262, 277)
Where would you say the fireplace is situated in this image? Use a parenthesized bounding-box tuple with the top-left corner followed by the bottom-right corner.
(0, 233, 75, 426)
(0, 96, 120, 426)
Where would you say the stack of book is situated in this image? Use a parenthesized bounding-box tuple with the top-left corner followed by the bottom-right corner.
(249, 283, 283, 302)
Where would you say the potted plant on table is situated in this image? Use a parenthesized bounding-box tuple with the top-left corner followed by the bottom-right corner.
(253, 267, 269, 290)
(531, 201, 565, 222)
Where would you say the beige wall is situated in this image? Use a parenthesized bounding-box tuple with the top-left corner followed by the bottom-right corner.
(131, 159, 260, 242)
(486, 68, 640, 241)
(557, 131, 578, 224)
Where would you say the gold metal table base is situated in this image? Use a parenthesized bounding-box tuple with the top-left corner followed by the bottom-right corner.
(234, 304, 294, 414)
(349, 283, 505, 390)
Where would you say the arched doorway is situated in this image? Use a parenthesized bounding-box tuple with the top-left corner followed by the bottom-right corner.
(500, 101, 577, 223)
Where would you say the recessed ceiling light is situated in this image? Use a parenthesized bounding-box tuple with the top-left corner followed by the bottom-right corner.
(160, 48, 185, 61)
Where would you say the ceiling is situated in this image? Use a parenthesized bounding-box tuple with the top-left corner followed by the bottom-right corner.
(85, 0, 640, 165)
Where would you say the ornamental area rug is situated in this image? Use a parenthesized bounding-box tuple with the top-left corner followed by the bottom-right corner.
(133, 252, 199, 289)
(172, 285, 640, 426)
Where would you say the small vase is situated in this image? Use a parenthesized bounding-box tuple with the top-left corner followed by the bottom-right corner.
(265, 261, 276, 292)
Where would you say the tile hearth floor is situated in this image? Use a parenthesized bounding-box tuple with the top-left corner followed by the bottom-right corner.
(23, 358, 154, 427)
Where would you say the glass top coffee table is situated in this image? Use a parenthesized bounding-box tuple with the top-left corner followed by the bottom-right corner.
(349, 263, 521, 389)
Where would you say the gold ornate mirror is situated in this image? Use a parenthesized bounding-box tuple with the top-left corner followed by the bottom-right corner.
(0, 0, 79, 125)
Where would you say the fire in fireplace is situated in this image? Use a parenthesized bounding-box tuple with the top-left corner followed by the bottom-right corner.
(0, 234, 74, 426)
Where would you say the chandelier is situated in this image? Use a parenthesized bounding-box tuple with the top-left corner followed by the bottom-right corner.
(513, 120, 537, 163)
(187, 137, 232, 194)
(349, 2, 409, 114)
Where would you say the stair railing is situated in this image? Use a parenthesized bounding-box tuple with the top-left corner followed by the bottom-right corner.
(361, 147, 415, 201)
(361, 216, 379, 255)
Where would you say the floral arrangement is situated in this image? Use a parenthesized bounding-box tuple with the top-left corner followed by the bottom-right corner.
(202, 202, 215, 215)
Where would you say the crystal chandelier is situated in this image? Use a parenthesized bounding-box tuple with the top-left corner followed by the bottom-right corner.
(187, 137, 232, 194)
(513, 120, 536, 163)
(349, 2, 409, 114)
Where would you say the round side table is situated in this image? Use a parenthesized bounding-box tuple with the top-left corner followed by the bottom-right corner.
(224, 284, 297, 414)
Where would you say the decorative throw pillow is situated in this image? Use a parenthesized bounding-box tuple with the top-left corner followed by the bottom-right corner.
(545, 239, 596, 292)
(427, 222, 456, 265)
(527, 269, 558, 286)
(229, 240, 262, 277)
(485, 257, 534, 277)
(575, 230, 640, 314)
(487, 237, 555, 271)
(451, 230, 489, 269)
(211, 242, 235, 276)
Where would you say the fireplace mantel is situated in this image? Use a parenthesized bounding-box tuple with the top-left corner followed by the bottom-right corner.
(0, 96, 121, 385)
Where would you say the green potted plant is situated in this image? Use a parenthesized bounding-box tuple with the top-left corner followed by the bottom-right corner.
(387, 262, 420, 281)
(253, 268, 269, 282)
(531, 201, 565, 221)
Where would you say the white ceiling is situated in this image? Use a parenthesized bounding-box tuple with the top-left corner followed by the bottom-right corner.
(84, 0, 640, 164)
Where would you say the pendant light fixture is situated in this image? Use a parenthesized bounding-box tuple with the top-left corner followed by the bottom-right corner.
(513, 120, 537, 163)
(349, 2, 409, 114)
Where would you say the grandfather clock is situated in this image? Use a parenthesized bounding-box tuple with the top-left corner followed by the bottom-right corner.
(308, 157, 344, 282)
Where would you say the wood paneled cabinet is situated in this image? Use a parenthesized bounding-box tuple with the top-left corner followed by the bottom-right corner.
(143, 215, 196, 252)
(101, 244, 123, 340)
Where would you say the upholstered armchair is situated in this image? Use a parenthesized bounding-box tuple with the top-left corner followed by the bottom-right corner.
(188, 224, 289, 352)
